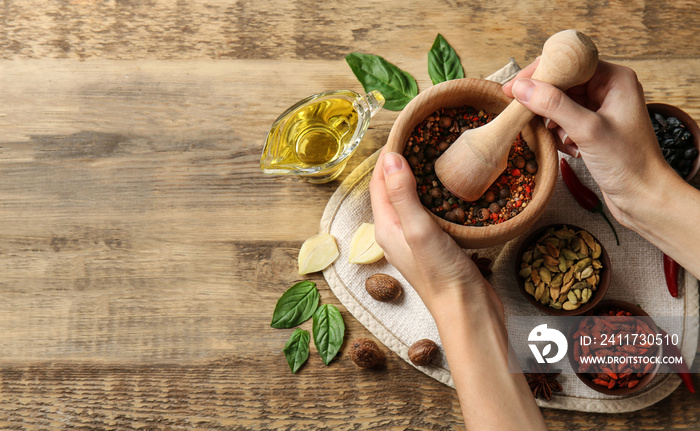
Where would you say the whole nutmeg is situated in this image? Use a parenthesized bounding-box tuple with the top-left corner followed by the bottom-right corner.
(408, 339, 439, 366)
(365, 273, 402, 302)
(349, 338, 386, 368)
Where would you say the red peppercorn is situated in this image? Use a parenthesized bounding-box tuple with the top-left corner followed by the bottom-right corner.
(512, 169, 521, 176)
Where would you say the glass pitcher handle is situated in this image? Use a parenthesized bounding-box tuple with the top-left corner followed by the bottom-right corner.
(356, 90, 385, 118)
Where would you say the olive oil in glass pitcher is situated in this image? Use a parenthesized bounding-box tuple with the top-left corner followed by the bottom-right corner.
(261, 90, 384, 183)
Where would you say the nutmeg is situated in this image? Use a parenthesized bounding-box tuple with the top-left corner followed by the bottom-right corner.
(365, 273, 402, 302)
(348, 337, 385, 368)
(408, 339, 439, 366)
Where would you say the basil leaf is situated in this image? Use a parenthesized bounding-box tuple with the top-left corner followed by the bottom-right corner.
(428, 34, 465, 85)
(312, 304, 345, 365)
(270, 281, 320, 329)
(345, 52, 418, 111)
(283, 328, 310, 373)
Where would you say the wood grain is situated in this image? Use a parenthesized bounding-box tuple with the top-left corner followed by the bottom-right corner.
(0, 0, 699, 429)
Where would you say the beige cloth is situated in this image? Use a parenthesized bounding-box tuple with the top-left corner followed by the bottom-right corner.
(321, 61, 699, 412)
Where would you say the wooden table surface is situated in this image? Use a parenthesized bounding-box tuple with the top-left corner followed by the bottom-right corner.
(0, 1, 698, 429)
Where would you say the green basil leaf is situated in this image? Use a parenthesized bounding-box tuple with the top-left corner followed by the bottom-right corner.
(283, 328, 310, 373)
(345, 52, 418, 111)
(270, 281, 320, 329)
(428, 34, 465, 85)
(312, 304, 345, 365)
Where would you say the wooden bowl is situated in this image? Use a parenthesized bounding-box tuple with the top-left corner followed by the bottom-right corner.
(647, 103, 700, 182)
(384, 78, 558, 249)
(514, 224, 610, 316)
(567, 300, 661, 395)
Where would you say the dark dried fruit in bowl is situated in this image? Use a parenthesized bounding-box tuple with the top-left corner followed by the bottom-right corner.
(650, 110, 698, 178)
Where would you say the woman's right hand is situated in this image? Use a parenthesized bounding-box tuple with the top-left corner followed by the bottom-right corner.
(503, 60, 700, 280)
(502, 60, 676, 226)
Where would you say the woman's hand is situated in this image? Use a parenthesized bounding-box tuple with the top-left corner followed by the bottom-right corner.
(502, 60, 674, 226)
(369, 148, 546, 431)
(503, 60, 700, 279)
(368, 148, 500, 313)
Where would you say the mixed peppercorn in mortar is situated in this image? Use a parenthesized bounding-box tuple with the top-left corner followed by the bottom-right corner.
(403, 106, 538, 226)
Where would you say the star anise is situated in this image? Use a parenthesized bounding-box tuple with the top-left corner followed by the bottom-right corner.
(470, 253, 492, 278)
(524, 359, 563, 401)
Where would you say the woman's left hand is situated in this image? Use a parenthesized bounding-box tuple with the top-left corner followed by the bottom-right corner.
(369, 148, 501, 313)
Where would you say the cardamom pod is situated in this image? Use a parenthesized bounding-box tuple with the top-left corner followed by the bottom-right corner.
(534, 283, 545, 301)
(554, 228, 575, 240)
(549, 286, 560, 302)
(580, 266, 594, 280)
(580, 230, 596, 251)
(544, 263, 560, 274)
(525, 280, 536, 296)
(561, 249, 578, 261)
(562, 300, 579, 311)
(558, 255, 568, 272)
(561, 278, 574, 295)
(563, 267, 574, 285)
(574, 258, 593, 273)
(543, 254, 559, 267)
(519, 266, 532, 278)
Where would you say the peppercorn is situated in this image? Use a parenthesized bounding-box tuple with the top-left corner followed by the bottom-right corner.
(444, 211, 458, 223)
(439, 116, 453, 128)
(525, 159, 538, 174)
(477, 208, 491, 222)
(404, 106, 537, 227)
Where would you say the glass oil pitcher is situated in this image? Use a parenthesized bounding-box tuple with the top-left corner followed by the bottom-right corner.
(260, 90, 385, 183)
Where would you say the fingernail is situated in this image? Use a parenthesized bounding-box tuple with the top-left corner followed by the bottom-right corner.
(383, 152, 403, 176)
(543, 118, 551, 128)
(512, 78, 535, 103)
(568, 143, 580, 158)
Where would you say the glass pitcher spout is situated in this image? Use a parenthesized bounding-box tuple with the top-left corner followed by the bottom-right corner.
(355, 90, 385, 118)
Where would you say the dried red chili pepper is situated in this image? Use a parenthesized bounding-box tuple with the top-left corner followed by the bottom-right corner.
(659, 329, 696, 394)
(560, 159, 620, 245)
(663, 253, 680, 298)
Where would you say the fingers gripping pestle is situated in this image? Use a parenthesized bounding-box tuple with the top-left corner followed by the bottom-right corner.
(433, 30, 598, 201)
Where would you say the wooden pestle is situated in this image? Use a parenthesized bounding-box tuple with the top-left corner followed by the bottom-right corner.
(434, 30, 599, 202)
